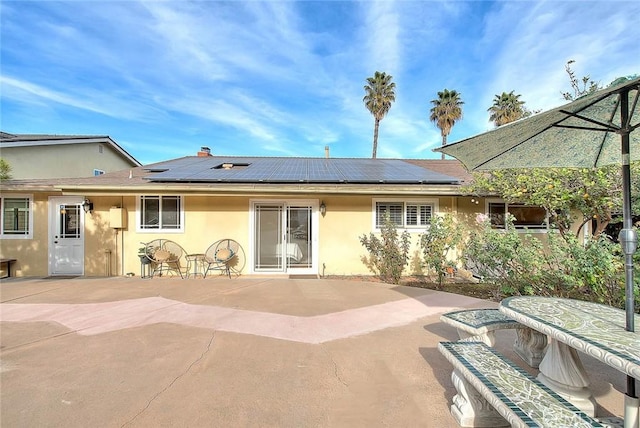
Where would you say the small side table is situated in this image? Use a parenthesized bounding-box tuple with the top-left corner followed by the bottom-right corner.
(186, 253, 206, 278)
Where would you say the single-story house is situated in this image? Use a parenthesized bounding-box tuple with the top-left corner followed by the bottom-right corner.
(0, 148, 554, 278)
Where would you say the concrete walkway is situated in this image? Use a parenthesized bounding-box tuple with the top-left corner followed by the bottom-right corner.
(0, 277, 626, 427)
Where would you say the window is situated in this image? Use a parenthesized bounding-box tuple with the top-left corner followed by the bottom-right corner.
(374, 199, 437, 230)
(376, 202, 403, 227)
(1, 195, 33, 239)
(488, 201, 548, 230)
(138, 196, 183, 232)
(406, 204, 433, 227)
(93, 169, 105, 176)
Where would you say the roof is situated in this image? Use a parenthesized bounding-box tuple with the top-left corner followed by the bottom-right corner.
(0, 156, 474, 196)
(142, 156, 462, 184)
(0, 131, 142, 167)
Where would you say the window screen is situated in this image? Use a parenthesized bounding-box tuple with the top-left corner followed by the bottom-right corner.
(140, 196, 182, 231)
(2, 198, 30, 235)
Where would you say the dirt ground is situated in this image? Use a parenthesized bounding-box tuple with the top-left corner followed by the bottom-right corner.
(327, 275, 501, 302)
(403, 279, 501, 301)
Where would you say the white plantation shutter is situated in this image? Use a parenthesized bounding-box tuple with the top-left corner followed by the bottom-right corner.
(406, 204, 432, 226)
(376, 201, 434, 228)
(376, 202, 403, 227)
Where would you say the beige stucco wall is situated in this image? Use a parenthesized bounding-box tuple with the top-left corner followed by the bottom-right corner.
(4, 191, 549, 278)
(0, 193, 53, 277)
(318, 195, 458, 276)
(2, 143, 135, 179)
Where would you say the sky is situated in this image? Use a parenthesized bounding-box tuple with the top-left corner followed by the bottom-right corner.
(1, 1, 639, 165)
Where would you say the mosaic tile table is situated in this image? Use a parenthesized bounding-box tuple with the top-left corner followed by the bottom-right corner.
(500, 296, 640, 420)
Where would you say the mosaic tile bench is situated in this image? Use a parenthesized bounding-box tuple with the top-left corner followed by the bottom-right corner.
(441, 308, 547, 368)
(438, 341, 605, 428)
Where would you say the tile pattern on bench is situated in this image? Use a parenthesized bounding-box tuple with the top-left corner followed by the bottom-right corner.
(502, 297, 640, 379)
(442, 308, 521, 332)
(439, 341, 603, 428)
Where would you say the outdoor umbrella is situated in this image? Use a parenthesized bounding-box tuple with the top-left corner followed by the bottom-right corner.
(435, 76, 639, 427)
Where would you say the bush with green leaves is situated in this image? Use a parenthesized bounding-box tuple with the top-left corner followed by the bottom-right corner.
(464, 214, 635, 308)
(463, 214, 545, 296)
(543, 232, 633, 307)
(418, 214, 463, 287)
(359, 215, 410, 284)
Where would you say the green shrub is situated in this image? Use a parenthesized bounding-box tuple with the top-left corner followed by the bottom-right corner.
(463, 214, 634, 308)
(359, 215, 411, 284)
(463, 214, 544, 297)
(418, 214, 463, 288)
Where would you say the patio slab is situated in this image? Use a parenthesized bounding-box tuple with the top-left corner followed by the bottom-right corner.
(0, 276, 627, 427)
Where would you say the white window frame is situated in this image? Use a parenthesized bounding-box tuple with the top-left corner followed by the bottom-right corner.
(0, 194, 34, 239)
(486, 199, 549, 232)
(371, 198, 438, 232)
(136, 195, 184, 233)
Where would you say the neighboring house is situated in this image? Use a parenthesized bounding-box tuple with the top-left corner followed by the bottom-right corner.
(0, 149, 549, 278)
(0, 131, 141, 179)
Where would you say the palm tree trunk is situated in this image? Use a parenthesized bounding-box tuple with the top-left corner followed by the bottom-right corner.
(441, 134, 447, 160)
(372, 119, 380, 158)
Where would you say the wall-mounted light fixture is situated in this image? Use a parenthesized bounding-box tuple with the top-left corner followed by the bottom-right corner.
(470, 197, 480, 205)
(320, 201, 326, 217)
(81, 198, 94, 214)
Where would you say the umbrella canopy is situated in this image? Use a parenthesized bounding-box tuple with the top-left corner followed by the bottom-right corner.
(436, 77, 640, 423)
(436, 77, 639, 170)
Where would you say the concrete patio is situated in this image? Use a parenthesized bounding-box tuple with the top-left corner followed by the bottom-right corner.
(0, 276, 627, 427)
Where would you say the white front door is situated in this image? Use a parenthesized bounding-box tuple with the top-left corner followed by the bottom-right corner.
(48, 197, 85, 276)
(251, 200, 318, 274)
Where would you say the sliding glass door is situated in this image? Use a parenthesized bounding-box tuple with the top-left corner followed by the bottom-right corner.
(252, 201, 317, 274)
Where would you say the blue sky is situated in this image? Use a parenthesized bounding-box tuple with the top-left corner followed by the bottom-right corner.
(1, 1, 639, 165)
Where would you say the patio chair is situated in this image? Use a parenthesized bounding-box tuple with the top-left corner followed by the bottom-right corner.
(203, 239, 246, 278)
(142, 239, 187, 279)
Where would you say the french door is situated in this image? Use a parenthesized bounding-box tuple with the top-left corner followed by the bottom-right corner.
(48, 197, 85, 275)
(251, 201, 318, 274)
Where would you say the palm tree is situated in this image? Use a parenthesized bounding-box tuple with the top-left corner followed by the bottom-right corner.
(488, 91, 526, 127)
(429, 89, 464, 160)
(363, 71, 396, 158)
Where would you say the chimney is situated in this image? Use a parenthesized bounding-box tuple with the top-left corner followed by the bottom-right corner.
(197, 146, 212, 157)
(325, 146, 330, 158)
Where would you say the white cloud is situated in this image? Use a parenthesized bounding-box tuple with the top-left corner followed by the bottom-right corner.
(0, 76, 166, 123)
(2, 0, 638, 164)
(480, 1, 640, 112)
(362, 1, 401, 74)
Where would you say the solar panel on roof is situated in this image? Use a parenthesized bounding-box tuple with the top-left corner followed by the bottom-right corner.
(144, 157, 460, 184)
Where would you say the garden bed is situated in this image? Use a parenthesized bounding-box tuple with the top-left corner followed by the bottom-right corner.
(326, 275, 501, 302)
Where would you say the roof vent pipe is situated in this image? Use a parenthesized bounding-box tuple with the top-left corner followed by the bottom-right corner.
(325, 146, 330, 158)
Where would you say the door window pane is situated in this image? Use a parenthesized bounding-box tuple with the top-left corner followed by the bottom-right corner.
(287, 206, 312, 268)
(255, 205, 283, 270)
(59, 205, 81, 238)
